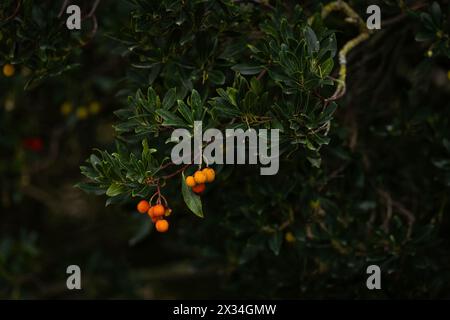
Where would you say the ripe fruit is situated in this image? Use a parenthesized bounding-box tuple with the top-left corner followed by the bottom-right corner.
(185, 176, 196, 187)
(192, 183, 205, 194)
(153, 204, 165, 217)
(194, 170, 207, 184)
(155, 219, 169, 233)
(202, 168, 215, 183)
(137, 200, 150, 214)
(147, 206, 155, 217)
(22, 137, 43, 152)
(3, 64, 15, 77)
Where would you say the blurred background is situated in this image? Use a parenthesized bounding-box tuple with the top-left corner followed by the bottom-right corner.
(1, 0, 450, 299)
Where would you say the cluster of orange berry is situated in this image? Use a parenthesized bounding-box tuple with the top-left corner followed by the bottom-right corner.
(185, 167, 215, 193)
(136, 200, 172, 233)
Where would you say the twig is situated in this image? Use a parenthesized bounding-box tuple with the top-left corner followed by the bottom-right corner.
(161, 164, 192, 180)
(256, 69, 267, 81)
(391, 199, 415, 240)
(377, 189, 393, 233)
(4, 0, 21, 22)
(377, 188, 415, 241)
(58, 0, 69, 18)
(86, 0, 101, 18)
(312, 1, 371, 103)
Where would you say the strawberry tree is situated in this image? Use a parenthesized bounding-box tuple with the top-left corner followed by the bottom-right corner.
(78, 2, 341, 220)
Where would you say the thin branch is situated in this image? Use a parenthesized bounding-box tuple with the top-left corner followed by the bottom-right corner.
(4, 0, 21, 22)
(377, 188, 415, 241)
(256, 68, 267, 81)
(161, 164, 192, 180)
(58, 0, 69, 18)
(87, 0, 101, 18)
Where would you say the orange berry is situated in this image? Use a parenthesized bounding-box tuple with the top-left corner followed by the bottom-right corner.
(137, 200, 150, 214)
(185, 176, 196, 187)
(147, 206, 155, 217)
(3, 64, 15, 77)
(155, 219, 169, 233)
(153, 204, 165, 217)
(192, 183, 206, 194)
(194, 170, 207, 184)
(202, 168, 215, 183)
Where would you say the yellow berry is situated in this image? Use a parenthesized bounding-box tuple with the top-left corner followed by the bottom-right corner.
(185, 176, 196, 187)
(3, 64, 15, 77)
(89, 101, 101, 115)
(202, 168, 215, 183)
(285, 232, 296, 243)
(309, 200, 321, 210)
(194, 170, 207, 184)
(76, 106, 89, 119)
(164, 208, 172, 217)
(60, 102, 73, 115)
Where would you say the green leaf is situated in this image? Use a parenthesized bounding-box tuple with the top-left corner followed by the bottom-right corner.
(208, 70, 225, 85)
(307, 156, 321, 168)
(147, 87, 158, 108)
(162, 88, 177, 110)
(156, 109, 186, 127)
(430, 2, 441, 25)
(304, 26, 319, 54)
(415, 31, 434, 42)
(190, 89, 203, 120)
(231, 64, 263, 75)
(75, 182, 107, 195)
(181, 172, 203, 218)
(321, 57, 334, 77)
(106, 182, 126, 197)
(420, 12, 435, 31)
(268, 231, 283, 256)
(319, 102, 337, 123)
(177, 100, 194, 124)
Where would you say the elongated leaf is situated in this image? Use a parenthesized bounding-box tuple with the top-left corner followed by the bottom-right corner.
(156, 109, 186, 127)
(231, 64, 263, 75)
(162, 88, 177, 110)
(106, 182, 126, 197)
(268, 231, 283, 256)
(305, 26, 319, 53)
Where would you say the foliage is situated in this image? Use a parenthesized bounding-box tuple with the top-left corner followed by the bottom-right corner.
(1, 0, 450, 298)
